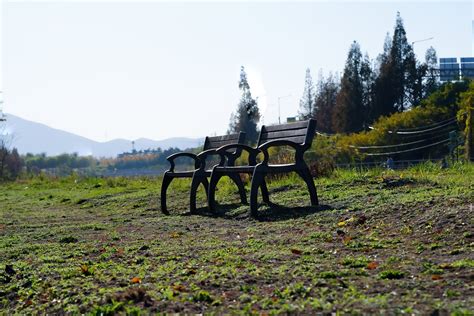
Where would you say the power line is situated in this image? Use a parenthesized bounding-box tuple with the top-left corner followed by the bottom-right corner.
(369, 119, 457, 135)
(350, 130, 456, 150)
(364, 138, 450, 156)
(394, 125, 457, 140)
(350, 138, 428, 150)
(390, 120, 457, 135)
(394, 117, 457, 132)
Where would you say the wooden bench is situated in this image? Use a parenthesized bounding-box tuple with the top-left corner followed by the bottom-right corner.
(208, 119, 318, 217)
(161, 132, 247, 214)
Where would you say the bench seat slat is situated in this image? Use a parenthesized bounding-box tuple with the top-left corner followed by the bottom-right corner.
(264, 121, 309, 132)
(205, 132, 242, 150)
(207, 140, 241, 149)
(261, 129, 307, 140)
(260, 135, 307, 144)
(208, 134, 239, 142)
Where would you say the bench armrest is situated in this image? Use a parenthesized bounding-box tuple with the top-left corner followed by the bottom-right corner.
(196, 148, 217, 159)
(258, 140, 305, 165)
(215, 144, 260, 166)
(166, 152, 200, 172)
(195, 149, 224, 171)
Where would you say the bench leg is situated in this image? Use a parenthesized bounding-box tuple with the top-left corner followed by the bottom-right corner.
(201, 177, 209, 197)
(160, 172, 173, 215)
(208, 171, 222, 212)
(296, 166, 319, 206)
(228, 173, 247, 205)
(260, 178, 270, 204)
(250, 168, 265, 217)
(190, 174, 206, 214)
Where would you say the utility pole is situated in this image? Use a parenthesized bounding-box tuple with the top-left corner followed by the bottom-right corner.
(277, 94, 292, 124)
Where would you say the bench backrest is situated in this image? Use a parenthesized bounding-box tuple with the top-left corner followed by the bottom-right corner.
(257, 119, 316, 147)
(203, 132, 246, 151)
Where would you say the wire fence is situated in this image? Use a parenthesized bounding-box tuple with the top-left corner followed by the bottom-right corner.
(335, 158, 445, 170)
(368, 118, 458, 135)
(363, 138, 451, 156)
(314, 115, 462, 158)
(392, 117, 458, 131)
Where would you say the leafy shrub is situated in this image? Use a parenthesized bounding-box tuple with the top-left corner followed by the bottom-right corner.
(379, 270, 404, 279)
(313, 80, 472, 165)
(59, 236, 78, 244)
(192, 290, 213, 303)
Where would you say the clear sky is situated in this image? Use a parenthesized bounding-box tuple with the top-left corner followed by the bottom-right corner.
(1, 0, 473, 142)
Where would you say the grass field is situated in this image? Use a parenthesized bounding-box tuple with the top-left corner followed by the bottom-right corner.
(1, 163, 473, 314)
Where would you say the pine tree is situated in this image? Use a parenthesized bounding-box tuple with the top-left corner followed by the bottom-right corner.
(406, 50, 424, 107)
(228, 66, 261, 143)
(373, 58, 397, 121)
(315, 72, 339, 133)
(376, 32, 392, 70)
(0, 144, 6, 179)
(332, 41, 365, 133)
(298, 68, 316, 120)
(360, 53, 375, 128)
(389, 12, 416, 112)
(424, 46, 439, 97)
(371, 32, 397, 122)
(5, 148, 22, 179)
(372, 12, 419, 121)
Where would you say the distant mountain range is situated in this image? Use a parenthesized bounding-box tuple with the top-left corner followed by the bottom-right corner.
(1, 114, 203, 157)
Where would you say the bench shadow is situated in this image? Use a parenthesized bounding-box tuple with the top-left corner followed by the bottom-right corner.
(256, 202, 333, 222)
(187, 202, 334, 222)
(182, 202, 249, 219)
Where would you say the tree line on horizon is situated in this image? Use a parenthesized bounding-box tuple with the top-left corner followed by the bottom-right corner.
(0, 146, 21, 180)
(0, 12, 466, 180)
(229, 12, 440, 141)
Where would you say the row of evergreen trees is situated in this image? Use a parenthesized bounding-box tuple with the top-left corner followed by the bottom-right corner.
(298, 12, 439, 133)
(228, 12, 441, 141)
(0, 146, 21, 180)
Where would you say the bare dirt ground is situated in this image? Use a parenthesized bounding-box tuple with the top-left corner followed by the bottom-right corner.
(1, 165, 473, 314)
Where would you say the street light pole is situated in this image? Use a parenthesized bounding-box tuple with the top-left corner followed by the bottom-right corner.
(412, 37, 434, 48)
(0, 92, 5, 122)
(0, 103, 5, 121)
(277, 94, 292, 124)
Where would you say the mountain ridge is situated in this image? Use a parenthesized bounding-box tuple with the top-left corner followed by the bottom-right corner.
(1, 114, 203, 157)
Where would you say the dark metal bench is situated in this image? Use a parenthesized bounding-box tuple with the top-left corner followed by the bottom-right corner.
(161, 132, 247, 214)
(208, 119, 318, 217)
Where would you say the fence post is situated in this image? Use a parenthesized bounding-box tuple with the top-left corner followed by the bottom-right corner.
(467, 106, 473, 161)
(461, 103, 473, 162)
(459, 83, 474, 162)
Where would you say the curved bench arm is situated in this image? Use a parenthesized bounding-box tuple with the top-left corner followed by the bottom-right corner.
(166, 152, 200, 172)
(196, 149, 221, 171)
(258, 140, 305, 165)
(196, 148, 217, 160)
(215, 144, 260, 166)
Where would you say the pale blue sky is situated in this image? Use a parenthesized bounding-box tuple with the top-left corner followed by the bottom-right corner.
(1, 0, 473, 142)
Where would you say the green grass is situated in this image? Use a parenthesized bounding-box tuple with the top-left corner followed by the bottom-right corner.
(0, 163, 473, 314)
